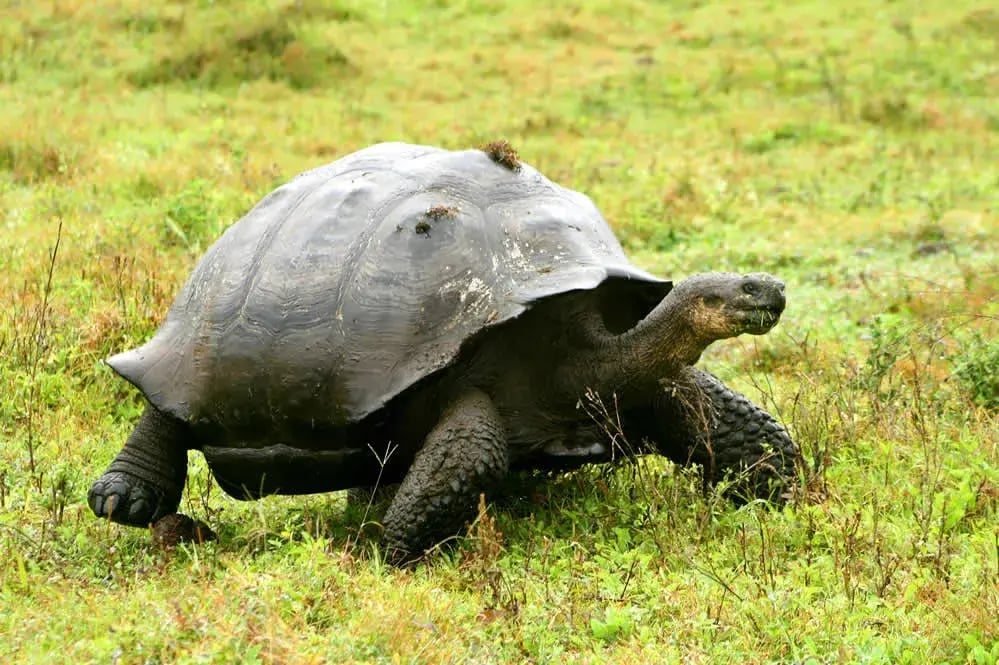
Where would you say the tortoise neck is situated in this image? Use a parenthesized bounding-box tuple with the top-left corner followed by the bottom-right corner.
(563, 290, 712, 405)
(618, 294, 710, 370)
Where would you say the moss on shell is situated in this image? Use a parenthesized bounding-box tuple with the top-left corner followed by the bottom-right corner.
(481, 140, 521, 171)
(426, 204, 458, 220)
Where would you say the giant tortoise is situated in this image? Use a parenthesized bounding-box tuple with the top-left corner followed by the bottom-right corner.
(89, 141, 798, 561)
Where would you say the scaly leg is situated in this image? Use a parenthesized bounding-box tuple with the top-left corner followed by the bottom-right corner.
(652, 367, 800, 499)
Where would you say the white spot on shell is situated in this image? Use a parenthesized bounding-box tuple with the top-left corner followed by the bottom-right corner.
(442, 275, 489, 305)
(437, 274, 493, 331)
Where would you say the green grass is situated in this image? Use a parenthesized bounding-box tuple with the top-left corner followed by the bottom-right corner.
(2, 0, 998, 662)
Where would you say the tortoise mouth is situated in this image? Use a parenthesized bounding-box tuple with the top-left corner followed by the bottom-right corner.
(734, 304, 783, 334)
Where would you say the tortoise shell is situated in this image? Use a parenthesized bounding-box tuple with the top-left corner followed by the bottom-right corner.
(108, 143, 669, 434)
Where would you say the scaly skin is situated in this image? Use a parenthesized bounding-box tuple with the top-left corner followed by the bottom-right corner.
(88, 405, 189, 526)
(651, 368, 799, 499)
(382, 388, 508, 564)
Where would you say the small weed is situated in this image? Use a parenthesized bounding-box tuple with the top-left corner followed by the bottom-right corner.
(161, 179, 226, 250)
(590, 605, 637, 643)
(856, 316, 912, 408)
(460, 494, 515, 612)
(128, 174, 164, 201)
(116, 8, 185, 34)
(0, 141, 74, 183)
(741, 122, 847, 154)
(952, 333, 999, 410)
(19, 219, 63, 490)
(287, 0, 367, 23)
(956, 8, 999, 39)
(41, 462, 78, 528)
(860, 95, 929, 129)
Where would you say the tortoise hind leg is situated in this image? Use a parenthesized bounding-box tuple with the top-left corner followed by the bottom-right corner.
(652, 368, 800, 500)
(382, 388, 508, 564)
(88, 404, 189, 526)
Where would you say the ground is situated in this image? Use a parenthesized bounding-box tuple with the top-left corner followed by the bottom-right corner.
(1, 1, 997, 663)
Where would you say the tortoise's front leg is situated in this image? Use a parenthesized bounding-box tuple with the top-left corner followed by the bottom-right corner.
(652, 368, 800, 500)
(382, 388, 508, 564)
(88, 404, 189, 526)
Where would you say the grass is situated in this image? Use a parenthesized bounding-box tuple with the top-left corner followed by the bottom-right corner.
(1, 0, 997, 662)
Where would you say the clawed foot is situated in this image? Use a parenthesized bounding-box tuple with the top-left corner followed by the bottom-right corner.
(88, 471, 180, 527)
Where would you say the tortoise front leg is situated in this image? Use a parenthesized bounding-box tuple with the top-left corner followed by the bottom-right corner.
(651, 368, 800, 500)
(382, 388, 508, 564)
(88, 404, 189, 526)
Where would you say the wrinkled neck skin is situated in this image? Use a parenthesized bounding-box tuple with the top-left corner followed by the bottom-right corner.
(559, 291, 714, 407)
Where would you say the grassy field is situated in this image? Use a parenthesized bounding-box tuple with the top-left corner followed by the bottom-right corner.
(2, 0, 998, 662)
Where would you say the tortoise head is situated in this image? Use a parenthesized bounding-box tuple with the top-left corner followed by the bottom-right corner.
(606, 272, 788, 376)
(671, 272, 786, 340)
